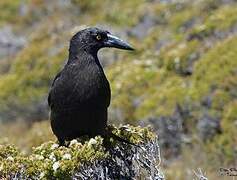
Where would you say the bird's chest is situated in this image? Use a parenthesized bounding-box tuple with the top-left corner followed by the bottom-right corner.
(56, 65, 110, 107)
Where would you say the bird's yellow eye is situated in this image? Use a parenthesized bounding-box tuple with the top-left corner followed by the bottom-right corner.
(96, 34, 102, 41)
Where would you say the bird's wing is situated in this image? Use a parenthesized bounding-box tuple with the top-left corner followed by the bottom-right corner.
(48, 71, 62, 107)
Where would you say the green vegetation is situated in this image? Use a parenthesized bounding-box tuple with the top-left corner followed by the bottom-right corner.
(0, 125, 155, 179)
(206, 100, 237, 166)
(0, 138, 106, 179)
(0, 1, 21, 26)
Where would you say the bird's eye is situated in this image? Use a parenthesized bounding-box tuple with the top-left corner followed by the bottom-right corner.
(96, 34, 102, 41)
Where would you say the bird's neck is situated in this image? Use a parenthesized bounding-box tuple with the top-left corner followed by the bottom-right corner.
(67, 49, 103, 70)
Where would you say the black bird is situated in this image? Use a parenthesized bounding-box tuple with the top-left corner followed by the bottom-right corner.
(48, 27, 134, 146)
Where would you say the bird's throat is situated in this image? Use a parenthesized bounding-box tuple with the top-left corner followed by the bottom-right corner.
(67, 49, 104, 74)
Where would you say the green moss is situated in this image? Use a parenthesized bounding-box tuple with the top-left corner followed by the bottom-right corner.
(71, 0, 102, 11)
(110, 124, 156, 144)
(205, 101, 237, 165)
(25, 137, 107, 179)
(190, 5, 237, 38)
(72, 0, 145, 26)
(159, 40, 200, 74)
(190, 36, 237, 100)
(0, 144, 24, 178)
(169, 8, 196, 32)
(211, 90, 231, 111)
(209, 5, 237, 30)
(108, 54, 160, 122)
(0, 1, 21, 26)
(102, 0, 145, 26)
(135, 75, 187, 118)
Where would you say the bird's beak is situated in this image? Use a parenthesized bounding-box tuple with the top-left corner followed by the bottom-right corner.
(104, 34, 134, 50)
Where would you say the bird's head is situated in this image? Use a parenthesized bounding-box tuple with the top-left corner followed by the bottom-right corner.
(69, 27, 134, 55)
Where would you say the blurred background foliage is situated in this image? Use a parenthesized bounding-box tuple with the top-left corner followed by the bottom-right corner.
(0, 0, 236, 179)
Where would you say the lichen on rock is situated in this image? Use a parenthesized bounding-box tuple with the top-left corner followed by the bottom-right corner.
(0, 125, 164, 179)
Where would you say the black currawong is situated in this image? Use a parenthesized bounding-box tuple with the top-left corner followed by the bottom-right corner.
(48, 27, 135, 146)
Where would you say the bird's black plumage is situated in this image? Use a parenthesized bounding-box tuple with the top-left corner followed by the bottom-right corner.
(48, 27, 134, 145)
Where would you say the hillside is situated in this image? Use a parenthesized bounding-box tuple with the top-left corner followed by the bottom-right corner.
(0, 0, 236, 179)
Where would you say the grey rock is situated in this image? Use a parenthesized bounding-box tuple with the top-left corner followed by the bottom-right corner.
(145, 105, 186, 158)
(128, 15, 157, 39)
(155, 37, 171, 52)
(179, 17, 197, 33)
(197, 114, 222, 141)
(0, 26, 26, 59)
(201, 95, 213, 109)
(73, 139, 164, 179)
